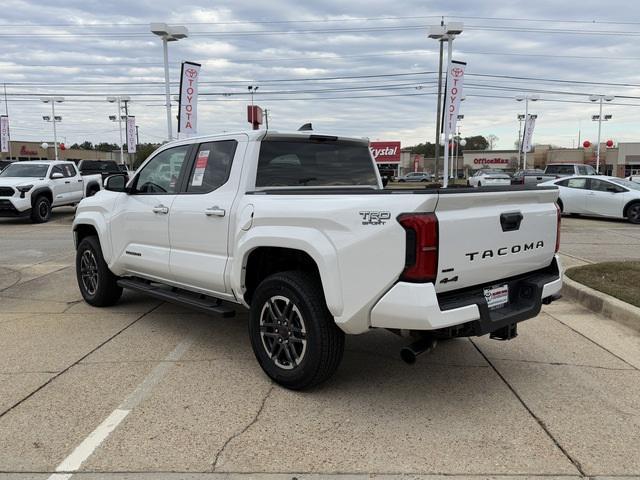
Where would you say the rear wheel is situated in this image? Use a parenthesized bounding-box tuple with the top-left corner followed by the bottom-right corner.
(627, 202, 640, 224)
(249, 271, 344, 390)
(30, 196, 51, 223)
(76, 236, 122, 306)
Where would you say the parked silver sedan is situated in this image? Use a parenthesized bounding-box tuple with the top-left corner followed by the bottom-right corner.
(396, 172, 433, 182)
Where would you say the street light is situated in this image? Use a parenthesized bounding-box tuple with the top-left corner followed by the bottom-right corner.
(515, 94, 539, 169)
(589, 94, 614, 172)
(40, 97, 64, 160)
(428, 21, 463, 186)
(150, 22, 189, 141)
(107, 96, 131, 165)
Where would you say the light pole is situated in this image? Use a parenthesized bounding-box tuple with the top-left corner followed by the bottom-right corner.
(515, 94, 539, 169)
(428, 21, 463, 186)
(150, 23, 188, 141)
(516, 114, 525, 168)
(107, 96, 130, 165)
(40, 97, 64, 160)
(589, 95, 614, 173)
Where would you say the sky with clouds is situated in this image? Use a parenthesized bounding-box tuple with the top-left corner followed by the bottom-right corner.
(2, 0, 640, 150)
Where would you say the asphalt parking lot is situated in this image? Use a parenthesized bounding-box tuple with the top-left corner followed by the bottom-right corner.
(1, 211, 639, 479)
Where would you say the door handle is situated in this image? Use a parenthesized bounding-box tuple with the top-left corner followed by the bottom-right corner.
(152, 205, 169, 214)
(65, 181, 71, 184)
(204, 206, 226, 217)
(77, 179, 83, 183)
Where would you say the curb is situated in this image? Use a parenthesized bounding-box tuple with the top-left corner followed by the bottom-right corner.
(562, 275, 640, 333)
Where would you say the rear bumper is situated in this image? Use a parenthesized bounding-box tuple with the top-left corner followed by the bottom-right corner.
(370, 255, 563, 336)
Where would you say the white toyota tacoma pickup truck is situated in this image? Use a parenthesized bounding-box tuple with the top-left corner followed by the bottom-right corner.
(0, 160, 102, 223)
(72, 130, 563, 389)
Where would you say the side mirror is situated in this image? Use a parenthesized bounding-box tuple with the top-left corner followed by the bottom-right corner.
(381, 176, 389, 187)
(104, 174, 127, 192)
(51, 172, 64, 179)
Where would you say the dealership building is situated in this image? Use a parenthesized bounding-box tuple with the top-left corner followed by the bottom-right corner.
(1, 140, 120, 163)
(462, 142, 640, 177)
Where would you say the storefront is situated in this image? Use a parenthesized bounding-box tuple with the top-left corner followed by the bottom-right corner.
(370, 141, 401, 178)
(2, 140, 116, 163)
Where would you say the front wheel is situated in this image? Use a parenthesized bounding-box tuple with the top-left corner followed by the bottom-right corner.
(30, 196, 51, 223)
(76, 236, 122, 306)
(627, 202, 640, 224)
(249, 271, 345, 390)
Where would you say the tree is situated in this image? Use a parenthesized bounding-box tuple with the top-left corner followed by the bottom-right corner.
(486, 134, 499, 150)
(134, 143, 161, 168)
(79, 141, 94, 150)
(94, 142, 120, 152)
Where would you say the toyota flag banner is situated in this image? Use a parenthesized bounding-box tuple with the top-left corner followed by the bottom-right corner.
(522, 114, 536, 153)
(126, 116, 136, 154)
(443, 60, 466, 135)
(178, 61, 201, 137)
(0, 116, 9, 153)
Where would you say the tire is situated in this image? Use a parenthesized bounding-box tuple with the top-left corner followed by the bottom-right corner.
(76, 236, 122, 306)
(477, 182, 482, 187)
(626, 202, 640, 224)
(249, 271, 345, 390)
(30, 195, 51, 223)
(86, 186, 99, 198)
(398, 179, 406, 183)
(421, 179, 428, 182)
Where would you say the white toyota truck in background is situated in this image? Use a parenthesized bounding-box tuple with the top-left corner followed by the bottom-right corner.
(0, 160, 102, 223)
(72, 130, 563, 389)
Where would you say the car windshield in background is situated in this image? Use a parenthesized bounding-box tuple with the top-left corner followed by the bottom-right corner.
(81, 161, 120, 172)
(256, 139, 378, 187)
(0, 163, 49, 177)
(610, 178, 640, 190)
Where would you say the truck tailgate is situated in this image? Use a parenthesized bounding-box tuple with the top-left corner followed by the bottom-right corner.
(434, 188, 559, 293)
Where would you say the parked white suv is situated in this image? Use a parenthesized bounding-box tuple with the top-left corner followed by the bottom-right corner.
(73, 131, 562, 389)
(0, 161, 102, 222)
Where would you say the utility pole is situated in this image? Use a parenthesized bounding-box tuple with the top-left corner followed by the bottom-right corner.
(264, 109, 269, 129)
(3, 84, 11, 161)
(135, 125, 140, 145)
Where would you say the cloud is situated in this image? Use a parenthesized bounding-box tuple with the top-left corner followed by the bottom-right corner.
(1, 0, 639, 150)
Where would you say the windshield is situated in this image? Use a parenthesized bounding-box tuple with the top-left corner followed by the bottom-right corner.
(80, 161, 120, 172)
(0, 163, 49, 178)
(610, 178, 640, 191)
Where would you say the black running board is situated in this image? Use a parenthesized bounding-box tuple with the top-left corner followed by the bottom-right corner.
(117, 277, 236, 318)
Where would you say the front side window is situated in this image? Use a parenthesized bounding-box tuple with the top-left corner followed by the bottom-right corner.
(63, 164, 77, 177)
(256, 139, 377, 187)
(134, 145, 190, 194)
(51, 165, 65, 178)
(187, 140, 237, 193)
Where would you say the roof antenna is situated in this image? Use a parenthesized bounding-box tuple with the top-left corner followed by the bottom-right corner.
(298, 123, 313, 131)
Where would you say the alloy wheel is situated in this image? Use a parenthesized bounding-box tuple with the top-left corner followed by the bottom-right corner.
(259, 295, 307, 370)
(80, 249, 99, 296)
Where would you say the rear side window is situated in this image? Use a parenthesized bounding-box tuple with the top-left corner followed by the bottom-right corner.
(187, 140, 237, 193)
(567, 178, 587, 189)
(256, 139, 378, 187)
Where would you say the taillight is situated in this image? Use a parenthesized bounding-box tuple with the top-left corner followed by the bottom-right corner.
(398, 213, 438, 282)
(555, 204, 561, 253)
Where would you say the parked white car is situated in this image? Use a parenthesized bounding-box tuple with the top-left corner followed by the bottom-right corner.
(627, 175, 640, 184)
(539, 175, 640, 224)
(467, 169, 511, 188)
(0, 161, 102, 223)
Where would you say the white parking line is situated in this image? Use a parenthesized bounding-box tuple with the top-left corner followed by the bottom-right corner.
(46, 333, 196, 480)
